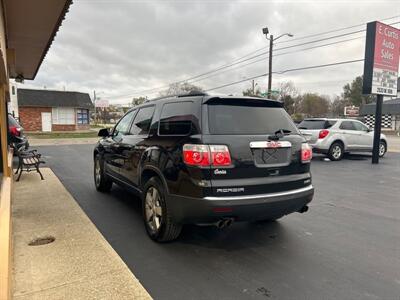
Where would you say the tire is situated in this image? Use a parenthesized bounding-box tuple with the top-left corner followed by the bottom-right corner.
(378, 140, 387, 158)
(94, 154, 113, 192)
(328, 142, 344, 161)
(142, 177, 182, 242)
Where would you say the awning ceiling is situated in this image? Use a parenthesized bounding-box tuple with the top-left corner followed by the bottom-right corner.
(3, 0, 72, 80)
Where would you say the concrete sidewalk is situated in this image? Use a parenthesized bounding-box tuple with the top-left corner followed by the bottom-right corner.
(12, 168, 151, 300)
(387, 135, 400, 153)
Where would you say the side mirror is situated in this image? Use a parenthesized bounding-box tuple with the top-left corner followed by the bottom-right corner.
(98, 128, 110, 137)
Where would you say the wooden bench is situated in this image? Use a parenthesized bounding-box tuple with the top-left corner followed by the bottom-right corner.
(14, 148, 45, 182)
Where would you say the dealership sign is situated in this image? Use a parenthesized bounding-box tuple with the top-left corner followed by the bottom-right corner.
(362, 21, 400, 96)
(344, 106, 359, 117)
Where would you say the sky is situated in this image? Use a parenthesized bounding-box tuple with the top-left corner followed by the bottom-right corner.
(19, 0, 400, 105)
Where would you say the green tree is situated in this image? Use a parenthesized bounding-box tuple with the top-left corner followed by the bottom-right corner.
(300, 93, 330, 117)
(242, 87, 261, 97)
(342, 76, 374, 106)
(132, 96, 146, 106)
(159, 82, 203, 97)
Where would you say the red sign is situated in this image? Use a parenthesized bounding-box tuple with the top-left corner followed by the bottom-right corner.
(373, 22, 400, 72)
(363, 22, 400, 96)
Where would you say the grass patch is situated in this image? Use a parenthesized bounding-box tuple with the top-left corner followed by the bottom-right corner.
(27, 131, 99, 139)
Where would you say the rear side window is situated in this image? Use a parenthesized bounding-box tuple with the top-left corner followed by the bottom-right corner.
(298, 120, 335, 129)
(159, 101, 198, 135)
(340, 121, 356, 130)
(130, 106, 155, 135)
(326, 120, 337, 128)
(207, 103, 297, 135)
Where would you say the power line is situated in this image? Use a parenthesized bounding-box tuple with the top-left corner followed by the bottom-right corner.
(108, 30, 361, 98)
(205, 59, 364, 92)
(189, 35, 365, 85)
(107, 19, 399, 99)
(210, 14, 400, 68)
(275, 14, 400, 44)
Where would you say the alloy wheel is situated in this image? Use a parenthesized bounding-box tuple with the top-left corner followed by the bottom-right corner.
(94, 159, 101, 186)
(332, 145, 342, 159)
(379, 143, 386, 156)
(145, 187, 163, 233)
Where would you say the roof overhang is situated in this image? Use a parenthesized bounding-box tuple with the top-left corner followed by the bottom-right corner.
(3, 0, 72, 80)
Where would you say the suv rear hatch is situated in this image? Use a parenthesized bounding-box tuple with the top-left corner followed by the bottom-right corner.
(202, 97, 311, 197)
(298, 119, 336, 144)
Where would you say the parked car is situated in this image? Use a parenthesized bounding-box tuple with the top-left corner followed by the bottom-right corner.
(93, 93, 314, 242)
(8, 114, 29, 150)
(298, 118, 387, 161)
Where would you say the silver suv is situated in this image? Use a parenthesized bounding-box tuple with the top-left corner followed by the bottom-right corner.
(298, 118, 388, 161)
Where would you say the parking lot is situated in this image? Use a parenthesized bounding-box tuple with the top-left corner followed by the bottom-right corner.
(37, 144, 400, 300)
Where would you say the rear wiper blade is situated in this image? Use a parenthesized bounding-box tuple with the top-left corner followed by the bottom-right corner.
(268, 129, 291, 140)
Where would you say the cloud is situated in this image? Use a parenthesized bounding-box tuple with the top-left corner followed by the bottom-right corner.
(18, 0, 400, 104)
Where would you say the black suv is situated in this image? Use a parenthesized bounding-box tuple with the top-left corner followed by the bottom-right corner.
(94, 93, 314, 242)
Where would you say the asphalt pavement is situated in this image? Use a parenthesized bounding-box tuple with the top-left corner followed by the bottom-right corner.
(36, 144, 400, 300)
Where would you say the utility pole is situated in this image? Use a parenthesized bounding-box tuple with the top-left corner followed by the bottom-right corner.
(268, 35, 273, 98)
(372, 94, 383, 164)
(252, 80, 255, 95)
(262, 27, 293, 99)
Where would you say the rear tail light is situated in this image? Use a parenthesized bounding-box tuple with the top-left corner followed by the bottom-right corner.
(209, 145, 231, 166)
(301, 143, 312, 163)
(183, 144, 231, 167)
(9, 126, 21, 136)
(183, 144, 210, 166)
(318, 129, 329, 139)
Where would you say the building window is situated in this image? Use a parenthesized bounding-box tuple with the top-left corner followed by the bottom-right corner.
(77, 109, 89, 124)
(52, 107, 75, 125)
(11, 86, 15, 95)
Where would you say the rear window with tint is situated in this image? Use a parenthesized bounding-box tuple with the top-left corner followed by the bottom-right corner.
(207, 103, 298, 135)
(298, 120, 335, 129)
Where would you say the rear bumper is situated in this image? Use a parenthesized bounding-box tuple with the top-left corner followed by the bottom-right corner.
(167, 185, 314, 224)
(311, 147, 328, 154)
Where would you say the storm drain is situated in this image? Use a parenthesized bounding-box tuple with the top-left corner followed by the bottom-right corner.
(28, 236, 55, 246)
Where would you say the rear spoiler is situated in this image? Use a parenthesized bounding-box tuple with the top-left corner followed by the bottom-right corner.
(203, 96, 283, 108)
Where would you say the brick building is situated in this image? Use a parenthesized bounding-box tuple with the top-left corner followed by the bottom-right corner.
(17, 88, 94, 132)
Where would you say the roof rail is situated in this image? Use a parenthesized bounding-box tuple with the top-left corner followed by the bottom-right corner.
(177, 91, 208, 97)
(145, 90, 208, 103)
(145, 95, 174, 103)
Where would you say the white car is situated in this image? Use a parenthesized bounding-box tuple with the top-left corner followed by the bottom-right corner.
(298, 118, 388, 161)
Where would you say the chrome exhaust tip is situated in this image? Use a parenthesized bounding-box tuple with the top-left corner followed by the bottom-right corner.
(216, 220, 226, 229)
(215, 218, 234, 229)
(224, 218, 234, 227)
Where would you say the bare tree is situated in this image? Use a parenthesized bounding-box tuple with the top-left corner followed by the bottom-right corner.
(278, 81, 299, 115)
(330, 95, 350, 117)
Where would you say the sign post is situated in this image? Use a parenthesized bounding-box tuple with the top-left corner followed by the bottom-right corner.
(362, 21, 400, 164)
